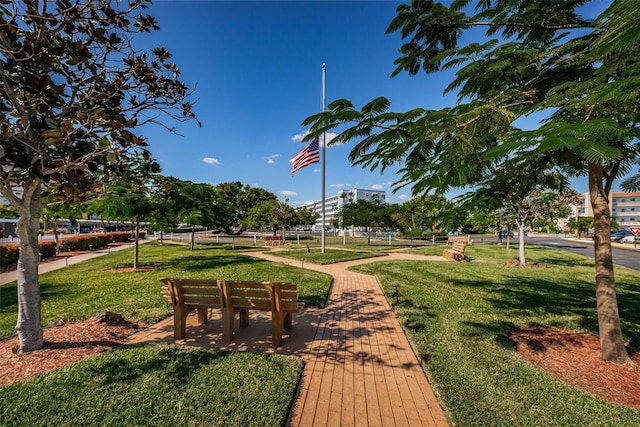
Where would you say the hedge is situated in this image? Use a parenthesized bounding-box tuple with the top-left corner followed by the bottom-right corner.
(0, 241, 57, 266)
(0, 232, 145, 265)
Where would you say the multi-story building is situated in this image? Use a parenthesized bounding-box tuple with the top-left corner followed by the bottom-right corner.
(575, 191, 640, 229)
(300, 188, 386, 230)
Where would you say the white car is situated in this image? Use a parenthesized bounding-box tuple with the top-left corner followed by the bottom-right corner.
(621, 235, 637, 243)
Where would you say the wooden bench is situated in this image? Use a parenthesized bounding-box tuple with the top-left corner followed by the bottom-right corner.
(160, 278, 300, 346)
(446, 235, 473, 245)
(160, 278, 224, 340)
(443, 241, 467, 261)
(263, 235, 285, 246)
(220, 280, 299, 347)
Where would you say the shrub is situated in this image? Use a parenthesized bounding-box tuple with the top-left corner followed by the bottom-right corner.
(39, 241, 57, 259)
(0, 240, 57, 266)
(0, 243, 18, 265)
(58, 234, 112, 252)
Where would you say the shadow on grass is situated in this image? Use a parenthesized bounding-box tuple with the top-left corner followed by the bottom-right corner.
(157, 253, 263, 272)
(1, 281, 75, 312)
(85, 344, 232, 385)
(461, 320, 518, 350)
(0, 283, 17, 311)
(454, 275, 640, 348)
(527, 256, 594, 268)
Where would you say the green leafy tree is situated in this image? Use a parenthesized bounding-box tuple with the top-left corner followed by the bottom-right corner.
(302, 1, 638, 363)
(567, 216, 594, 239)
(0, 204, 18, 219)
(146, 175, 183, 243)
(294, 206, 319, 228)
(459, 160, 580, 265)
(213, 182, 277, 235)
(245, 199, 296, 237)
(92, 156, 161, 268)
(397, 195, 455, 234)
(0, 1, 197, 352)
(174, 181, 230, 250)
(336, 196, 387, 245)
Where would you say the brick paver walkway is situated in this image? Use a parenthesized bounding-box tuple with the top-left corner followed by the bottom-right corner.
(247, 252, 450, 427)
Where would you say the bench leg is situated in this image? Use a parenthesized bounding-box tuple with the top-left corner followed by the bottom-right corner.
(173, 308, 189, 340)
(283, 312, 292, 330)
(197, 307, 208, 324)
(239, 309, 249, 327)
(271, 311, 283, 347)
(221, 307, 234, 343)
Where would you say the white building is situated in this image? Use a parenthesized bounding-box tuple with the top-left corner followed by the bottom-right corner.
(300, 188, 386, 230)
(575, 191, 640, 229)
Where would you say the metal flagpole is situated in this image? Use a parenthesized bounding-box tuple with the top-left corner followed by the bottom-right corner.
(321, 64, 326, 253)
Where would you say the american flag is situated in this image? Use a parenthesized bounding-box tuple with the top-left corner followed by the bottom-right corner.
(290, 138, 320, 176)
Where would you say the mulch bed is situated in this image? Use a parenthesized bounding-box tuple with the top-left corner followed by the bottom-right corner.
(510, 325, 640, 411)
(0, 316, 148, 387)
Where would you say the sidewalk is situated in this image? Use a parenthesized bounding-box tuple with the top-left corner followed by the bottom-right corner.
(0, 241, 142, 286)
(129, 251, 451, 427)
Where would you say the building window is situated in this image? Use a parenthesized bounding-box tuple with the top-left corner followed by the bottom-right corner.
(632, 208, 636, 211)
(632, 198, 636, 202)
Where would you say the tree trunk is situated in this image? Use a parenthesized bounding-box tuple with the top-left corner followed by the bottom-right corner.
(190, 226, 195, 251)
(517, 223, 526, 266)
(588, 163, 630, 364)
(15, 180, 44, 353)
(133, 219, 140, 269)
(53, 226, 60, 254)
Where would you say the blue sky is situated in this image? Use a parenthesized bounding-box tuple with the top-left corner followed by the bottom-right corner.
(136, 0, 602, 206)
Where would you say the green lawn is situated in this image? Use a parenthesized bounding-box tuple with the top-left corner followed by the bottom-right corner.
(352, 243, 640, 425)
(0, 242, 332, 339)
(273, 248, 387, 264)
(0, 344, 301, 427)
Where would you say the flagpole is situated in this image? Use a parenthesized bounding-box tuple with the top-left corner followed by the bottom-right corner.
(321, 63, 326, 254)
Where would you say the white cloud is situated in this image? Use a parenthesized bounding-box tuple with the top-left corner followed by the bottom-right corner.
(371, 184, 384, 190)
(202, 157, 220, 165)
(292, 130, 338, 147)
(266, 154, 281, 165)
(280, 190, 297, 197)
(330, 183, 351, 189)
(291, 131, 309, 142)
(398, 194, 411, 201)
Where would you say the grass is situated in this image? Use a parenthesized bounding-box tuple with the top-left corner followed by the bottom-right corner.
(0, 344, 302, 427)
(0, 242, 332, 339)
(352, 243, 640, 426)
(273, 248, 387, 264)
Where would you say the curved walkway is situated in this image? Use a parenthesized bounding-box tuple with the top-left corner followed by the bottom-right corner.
(248, 251, 450, 427)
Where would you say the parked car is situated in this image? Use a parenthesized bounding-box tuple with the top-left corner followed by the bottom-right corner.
(499, 230, 514, 238)
(611, 229, 634, 242)
(621, 234, 637, 243)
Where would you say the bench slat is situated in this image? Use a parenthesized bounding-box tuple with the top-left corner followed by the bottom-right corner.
(231, 300, 272, 310)
(183, 296, 222, 306)
(181, 287, 220, 296)
(162, 277, 299, 347)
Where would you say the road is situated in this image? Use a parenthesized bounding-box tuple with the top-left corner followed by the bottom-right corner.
(525, 235, 640, 271)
